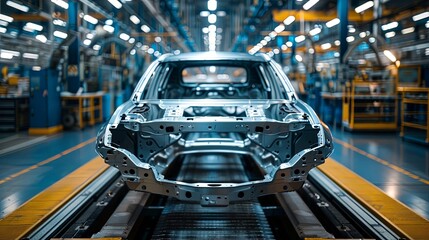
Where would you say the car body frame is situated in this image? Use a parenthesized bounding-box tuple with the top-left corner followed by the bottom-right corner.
(96, 52, 333, 206)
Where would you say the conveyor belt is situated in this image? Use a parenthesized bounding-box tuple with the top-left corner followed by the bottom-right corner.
(152, 199, 274, 239)
(154, 152, 275, 239)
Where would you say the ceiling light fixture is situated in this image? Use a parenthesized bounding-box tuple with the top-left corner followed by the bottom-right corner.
(119, 33, 130, 41)
(108, 0, 122, 9)
(51, 0, 68, 9)
(381, 21, 398, 31)
(130, 15, 140, 24)
(401, 27, 415, 34)
(274, 24, 285, 33)
(321, 43, 331, 50)
(385, 31, 396, 38)
(309, 27, 321, 36)
(346, 36, 355, 42)
(83, 14, 98, 25)
(83, 39, 91, 46)
(326, 18, 340, 28)
(412, 11, 429, 21)
(6, 1, 29, 12)
(208, 0, 217, 11)
(53, 30, 67, 39)
(25, 22, 43, 31)
(303, 0, 319, 10)
(36, 34, 47, 43)
(295, 35, 306, 43)
(355, 1, 373, 13)
(295, 54, 303, 62)
(208, 14, 217, 23)
(0, 14, 14, 23)
(283, 16, 295, 25)
(200, 11, 210, 17)
(383, 50, 396, 62)
(103, 25, 114, 33)
(141, 25, 150, 33)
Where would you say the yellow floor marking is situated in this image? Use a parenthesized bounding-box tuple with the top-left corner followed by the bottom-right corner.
(0, 157, 108, 240)
(318, 158, 429, 240)
(333, 137, 429, 185)
(0, 137, 96, 185)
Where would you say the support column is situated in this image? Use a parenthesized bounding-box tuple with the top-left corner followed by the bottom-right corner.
(372, 0, 381, 44)
(67, 0, 80, 93)
(338, 0, 348, 64)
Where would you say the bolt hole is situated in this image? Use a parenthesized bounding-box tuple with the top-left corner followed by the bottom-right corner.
(159, 125, 164, 129)
(166, 189, 169, 193)
(141, 185, 146, 190)
(294, 169, 300, 175)
(129, 169, 135, 175)
(144, 173, 149, 177)
(237, 191, 244, 198)
(185, 191, 192, 198)
(283, 185, 288, 190)
(281, 173, 285, 177)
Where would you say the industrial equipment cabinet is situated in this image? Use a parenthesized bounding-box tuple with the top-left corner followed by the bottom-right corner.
(342, 78, 397, 130)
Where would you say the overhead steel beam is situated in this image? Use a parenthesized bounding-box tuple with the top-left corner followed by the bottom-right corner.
(141, 0, 190, 52)
(272, 9, 376, 22)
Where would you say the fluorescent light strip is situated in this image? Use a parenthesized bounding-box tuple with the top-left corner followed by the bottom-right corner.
(1, 49, 20, 56)
(25, 22, 43, 31)
(208, 0, 217, 11)
(51, 0, 68, 9)
(321, 43, 331, 50)
(0, 20, 8, 27)
(381, 21, 398, 31)
(274, 24, 285, 33)
(93, 44, 101, 50)
(309, 27, 321, 36)
(412, 11, 429, 21)
(6, 0, 29, 12)
(108, 0, 122, 9)
(401, 27, 415, 34)
(23, 53, 39, 59)
(53, 30, 67, 39)
(53, 19, 66, 26)
(355, 1, 374, 13)
(385, 31, 395, 38)
(36, 34, 47, 43)
(283, 16, 295, 25)
(346, 36, 355, 42)
(141, 25, 150, 33)
(83, 15, 98, 25)
(103, 25, 114, 33)
(295, 35, 306, 43)
(326, 18, 340, 28)
(303, 0, 319, 10)
(0, 14, 14, 23)
(119, 33, 130, 41)
(383, 50, 396, 62)
(0, 27, 6, 33)
(130, 15, 140, 24)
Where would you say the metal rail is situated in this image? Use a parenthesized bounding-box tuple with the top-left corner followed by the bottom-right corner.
(308, 168, 401, 240)
(26, 167, 120, 240)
